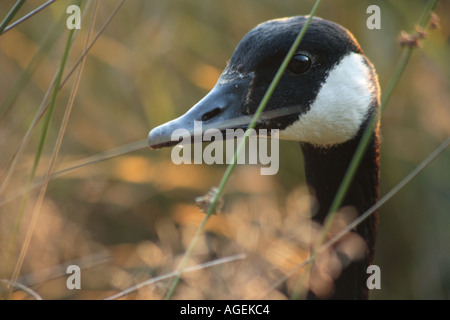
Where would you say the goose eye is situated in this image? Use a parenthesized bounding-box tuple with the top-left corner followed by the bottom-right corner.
(288, 54, 311, 74)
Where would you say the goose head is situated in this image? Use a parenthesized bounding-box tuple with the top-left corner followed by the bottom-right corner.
(148, 15, 380, 149)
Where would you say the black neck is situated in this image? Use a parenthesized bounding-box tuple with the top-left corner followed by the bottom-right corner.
(300, 131, 380, 299)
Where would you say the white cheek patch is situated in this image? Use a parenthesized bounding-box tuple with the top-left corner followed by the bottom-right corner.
(279, 52, 378, 146)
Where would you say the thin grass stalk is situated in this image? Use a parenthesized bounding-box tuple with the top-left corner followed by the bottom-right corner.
(1, 107, 312, 205)
(0, 5, 81, 196)
(21, 0, 100, 241)
(8, 19, 79, 294)
(0, 0, 124, 196)
(296, 0, 439, 299)
(0, 0, 129, 213)
(2, 0, 128, 267)
(0, 279, 43, 300)
(3, 4, 92, 263)
(9, 0, 100, 267)
(0, 140, 148, 207)
(321, 138, 449, 253)
(58, 0, 126, 91)
(321, 0, 438, 247)
(164, 0, 323, 300)
(262, 136, 449, 299)
(2, 9, 76, 271)
(1, 0, 57, 35)
(106, 254, 246, 300)
(2, 108, 318, 205)
(2, 0, 91, 248)
(0, 11, 65, 122)
(0, 0, 25, 34)
(4, 67, 60, 266)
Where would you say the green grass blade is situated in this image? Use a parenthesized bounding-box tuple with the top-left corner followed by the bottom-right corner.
(164, 0, 323, 300)
(302, 0, 439, 300)
(263, 136, 449, 299)
(0, 0, 125, 196)
(9, 13, 78, 289)
(0, 12, 65, 122)
(1, 0, 57, 35)
(0, 0, 25, 34)
(320, 0, 439, 250)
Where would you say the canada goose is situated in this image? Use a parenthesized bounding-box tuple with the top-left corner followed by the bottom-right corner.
(148, 16, 380, 300)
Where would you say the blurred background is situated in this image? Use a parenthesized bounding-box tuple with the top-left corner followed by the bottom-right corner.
(0, 0, 449, 299)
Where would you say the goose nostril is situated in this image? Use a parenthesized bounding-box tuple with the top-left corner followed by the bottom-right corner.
(201, 108, 223, 122)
